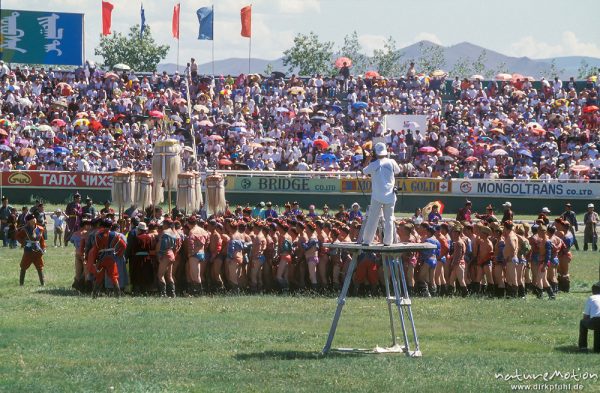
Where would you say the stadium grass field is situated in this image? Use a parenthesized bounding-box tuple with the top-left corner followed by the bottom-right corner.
(1, 231, 600, 392)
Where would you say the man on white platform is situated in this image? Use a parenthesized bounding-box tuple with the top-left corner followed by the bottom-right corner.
(361, 142, 401, 246)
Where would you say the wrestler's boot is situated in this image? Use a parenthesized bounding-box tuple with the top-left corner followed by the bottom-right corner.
(19, 269, 26, 286)
(277, 277, 289, 294)
(158, 282, 167, 297)
(37, 270, 45, 286)
(92, 282, 101, 299)
(517, 285, 526, 298)
(428, 284, 437, 297)
(544, 286, 556, 300)
(166, 282, 176, 298)
(561, 275, 570, 293)
(495, 286, 505, 298)
(438, 284, 446, 297)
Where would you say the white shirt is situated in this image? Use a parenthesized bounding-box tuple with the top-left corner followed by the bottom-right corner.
(584, 294, 600, 318)
(363, 157, 401, 204)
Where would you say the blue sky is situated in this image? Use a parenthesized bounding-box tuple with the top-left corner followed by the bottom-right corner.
(3, 0, 600, 65)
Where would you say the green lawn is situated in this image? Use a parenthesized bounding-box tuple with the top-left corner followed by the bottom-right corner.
(1, 238, 600, 392)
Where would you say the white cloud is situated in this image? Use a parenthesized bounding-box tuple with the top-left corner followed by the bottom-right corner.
(358, 34, 387, 54)
(413, 32, 442, 45)
(510, 31, 600, 58)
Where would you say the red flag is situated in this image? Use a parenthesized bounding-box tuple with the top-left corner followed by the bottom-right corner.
(102, 1, 114, 36)
(172, 3, 180, 39)
(240, 5, 251, 38)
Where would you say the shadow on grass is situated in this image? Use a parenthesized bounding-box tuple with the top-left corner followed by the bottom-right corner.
(235, 350, 363, 361)
(554, 345, 586, 354)
(36, 287, 82, 297)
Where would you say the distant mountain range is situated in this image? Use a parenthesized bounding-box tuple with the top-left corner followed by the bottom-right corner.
(158, 41, 600, 80)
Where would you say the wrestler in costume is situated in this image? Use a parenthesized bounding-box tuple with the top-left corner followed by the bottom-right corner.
(130, 222, 158, 293)
(87, 219, 127, 298)
(187, 216, 209, 295)
(70, 218, 91, 291)
(106, 223, 129, 291)
(156, 219, 182, 297)
(64, 193, 82, 245)
(554, 218, 574, 292)
(416, 223, 440, 297)
(16, 214, 47, 286)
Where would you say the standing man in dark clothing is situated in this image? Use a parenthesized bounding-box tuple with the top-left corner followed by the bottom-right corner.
(501, 202, 514, 225)
(81, 197, 97, 218)
(561, 203, 579, 250)
(339, 62, 350, 92)
(33, 203, 48, 240)
(456, 200, 472, 222)
(17, 207, 29, 228)
(64, 193, 82, 245)
(0, 196, 13, 247)
(583, 203, 599, 251)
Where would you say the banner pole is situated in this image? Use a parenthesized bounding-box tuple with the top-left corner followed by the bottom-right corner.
(212, 5, 215, 76)
(248, 36, 251, 74)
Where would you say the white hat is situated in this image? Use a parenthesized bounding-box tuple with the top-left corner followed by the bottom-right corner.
(137, 222, 148, 231)
(541, 207, 551, 214)
(502, 202, 512, 208)
(374, 142, 388, 156)
(588, 203, 595, 209)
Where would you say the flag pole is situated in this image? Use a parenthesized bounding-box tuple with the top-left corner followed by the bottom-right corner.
(212, 5, 215, 76)
(176, 3, 180, 72)
(248, 4, 252, 74)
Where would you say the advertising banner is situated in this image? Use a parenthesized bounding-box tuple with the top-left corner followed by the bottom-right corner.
(0, 9, 84, 65)
(225, 176, 340, 193)
(383, 114, 428, 132)
(341, 178, 449, 194)
(1, 171, 112, 189)
(452, 179, 600, 199)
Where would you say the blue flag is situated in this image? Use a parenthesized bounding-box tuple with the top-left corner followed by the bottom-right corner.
(197, 6, 214, 40)
(140, 3, 146, 39)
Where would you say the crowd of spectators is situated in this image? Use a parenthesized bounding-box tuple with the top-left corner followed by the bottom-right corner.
(0, 58, 599, 180)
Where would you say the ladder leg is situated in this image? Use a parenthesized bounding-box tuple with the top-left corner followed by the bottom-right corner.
(397, 256, 422, 356)
(382, 255, 398, 347)
(322, 253, 358, 355)
(389, 255, 411, 354)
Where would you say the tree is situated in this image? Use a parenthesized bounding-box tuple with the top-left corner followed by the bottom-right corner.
(486, 62, 508, 79)
(337, 31, 369, 75)
(450, 57, 473, 79)
(372, 36, 403, 77)
(282, 32, 334, 76)
(416, 42, 445, 75)
(263, 63, 274, 76)
(539, 59, 565, 79)
(95, 25, 169, 72)
(577, 59, 595, 79)
(472, 50, 488, 76)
